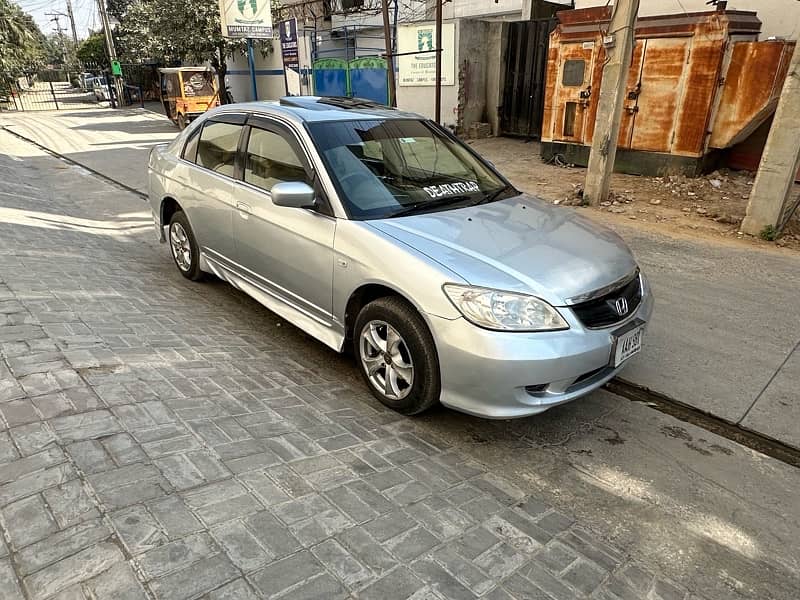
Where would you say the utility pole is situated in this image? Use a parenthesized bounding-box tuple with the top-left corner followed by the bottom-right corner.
(46, 14, 69, 71)
(434, 0, 442, 123)
(65, 0, 79, 47)
(741, 42, 800, 238)
(583, 0, 640, 204)
(381, 0, 396, 107)
(96, 0, 124, 107)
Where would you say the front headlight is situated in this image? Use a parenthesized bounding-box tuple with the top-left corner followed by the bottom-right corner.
(443, 284, 569, 332)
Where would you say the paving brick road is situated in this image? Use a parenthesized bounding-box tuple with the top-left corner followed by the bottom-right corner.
(0, 130, 719, 599)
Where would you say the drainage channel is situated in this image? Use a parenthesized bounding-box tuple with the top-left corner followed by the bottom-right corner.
(5, 125, 800, 469)
(606, 378, 800, 468)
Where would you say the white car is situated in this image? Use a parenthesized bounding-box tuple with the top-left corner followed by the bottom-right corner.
(92, 78, 108, 101)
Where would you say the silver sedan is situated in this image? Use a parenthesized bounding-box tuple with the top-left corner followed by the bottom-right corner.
(148, 97, 653, 419)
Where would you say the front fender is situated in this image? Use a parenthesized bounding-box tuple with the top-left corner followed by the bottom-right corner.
(332, 220, 466, 324)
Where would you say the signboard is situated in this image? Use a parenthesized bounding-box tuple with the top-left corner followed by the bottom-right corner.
(279, 19, 299, 70)
(279, 18, 301, 95)
(397, 23, 455, 87)
(219, 0, 273, 39)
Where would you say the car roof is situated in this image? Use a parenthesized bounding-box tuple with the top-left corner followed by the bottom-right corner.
(208, 96, 423, 124)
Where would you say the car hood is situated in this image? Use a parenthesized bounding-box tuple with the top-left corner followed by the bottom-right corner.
(367, 194, 638, 306)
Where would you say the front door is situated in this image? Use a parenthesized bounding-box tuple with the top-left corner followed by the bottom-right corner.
(232, 118, 336, 327)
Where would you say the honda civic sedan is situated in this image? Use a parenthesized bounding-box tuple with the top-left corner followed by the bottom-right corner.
(148, 96, 653, 419)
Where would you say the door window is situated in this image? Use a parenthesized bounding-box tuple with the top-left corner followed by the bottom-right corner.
(244, 127, 310, 192)
(196, 121, 242, 177)
(183, 127, 200, 162)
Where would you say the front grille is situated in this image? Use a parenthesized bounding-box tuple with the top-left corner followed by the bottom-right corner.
(571, 271, 642, 328)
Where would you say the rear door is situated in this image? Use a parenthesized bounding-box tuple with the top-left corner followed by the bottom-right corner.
(177, 114, 246, 264)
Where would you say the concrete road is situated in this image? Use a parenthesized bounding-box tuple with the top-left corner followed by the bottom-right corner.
(1, 121, 799, 599)
(5, 107, 798, 448)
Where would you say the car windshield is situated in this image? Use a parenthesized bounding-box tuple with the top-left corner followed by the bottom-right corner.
(307, 118, 513, 219)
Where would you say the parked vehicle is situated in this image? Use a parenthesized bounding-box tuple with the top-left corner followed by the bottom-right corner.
(92, 77, 109, 101)
(147, 97, 653, 419)
(158, 67, 220, 130)
(78, 72, 95, 92)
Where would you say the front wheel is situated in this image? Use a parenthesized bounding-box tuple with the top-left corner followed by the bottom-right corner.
(354, 297, 440, 415)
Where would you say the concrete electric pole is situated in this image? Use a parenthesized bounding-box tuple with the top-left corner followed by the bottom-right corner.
(741, 42, 800, 238)
(65, 0, 79, 47)
(583, 0, 640, 205)
(96, 0, 124, 106)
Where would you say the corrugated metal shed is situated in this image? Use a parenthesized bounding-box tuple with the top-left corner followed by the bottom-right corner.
(540, 6, 795, 176)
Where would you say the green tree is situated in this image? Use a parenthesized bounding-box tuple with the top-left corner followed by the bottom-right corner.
(107, 0, 133, 20)
(116, 0, 280, 102)
(77, 32, 109, 69)
(0, 0, 46, 85)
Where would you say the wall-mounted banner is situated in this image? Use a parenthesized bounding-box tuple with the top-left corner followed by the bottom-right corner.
(397, 22, 455, 87)
(219, 0, 273, 39)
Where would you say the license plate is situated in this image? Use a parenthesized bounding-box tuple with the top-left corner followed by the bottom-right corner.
(613, 323, 644, 366)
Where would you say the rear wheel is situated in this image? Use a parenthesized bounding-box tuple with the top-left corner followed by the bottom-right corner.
(168, 211, 204, 281)
(354, 297, 440, 415)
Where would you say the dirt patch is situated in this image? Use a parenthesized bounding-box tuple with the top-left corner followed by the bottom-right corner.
(468, 137, 800, 251)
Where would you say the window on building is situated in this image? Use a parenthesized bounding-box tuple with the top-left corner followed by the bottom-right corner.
(564, 102, 578, 137)
(562, 59, 586, 87)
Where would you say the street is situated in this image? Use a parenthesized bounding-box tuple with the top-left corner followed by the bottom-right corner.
(1, 118, 799, 600)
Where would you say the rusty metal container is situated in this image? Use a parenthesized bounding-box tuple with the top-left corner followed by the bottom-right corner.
(540, 6, 794, 176)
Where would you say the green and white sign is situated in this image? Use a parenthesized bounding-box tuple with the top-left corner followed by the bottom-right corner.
(219, 0, 273, 39)
(397, 23, 455, 87)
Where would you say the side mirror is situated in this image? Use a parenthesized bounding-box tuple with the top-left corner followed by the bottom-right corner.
(271, 181, 316, 209)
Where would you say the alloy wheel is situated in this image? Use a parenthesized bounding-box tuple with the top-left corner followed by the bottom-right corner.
(169, 222, 192, 272)
(359, 320, 414, 400)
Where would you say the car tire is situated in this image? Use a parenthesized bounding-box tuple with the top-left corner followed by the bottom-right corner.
(168, 211, 204, 281)
(177, 114, 187, 130)
(354, 296, 440, 415)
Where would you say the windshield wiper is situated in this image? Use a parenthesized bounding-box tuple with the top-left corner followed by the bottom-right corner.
(471, 184, 516, 206)
(390, 195, 472, 218)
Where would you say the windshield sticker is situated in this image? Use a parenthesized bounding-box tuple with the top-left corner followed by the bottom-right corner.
(423, 181, 479, 198)
(399, 137, 416, 143)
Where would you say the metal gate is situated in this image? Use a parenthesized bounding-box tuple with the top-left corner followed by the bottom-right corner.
(311, 25, 389, 105)
(500, 19, 555, 138)
(0, 79, 102, 112)
(313, 58, 349, 98)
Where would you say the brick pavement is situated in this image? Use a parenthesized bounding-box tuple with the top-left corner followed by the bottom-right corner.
(0, 134, 706, 599)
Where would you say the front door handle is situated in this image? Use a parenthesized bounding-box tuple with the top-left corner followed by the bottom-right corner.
(236, 201, 251, 218)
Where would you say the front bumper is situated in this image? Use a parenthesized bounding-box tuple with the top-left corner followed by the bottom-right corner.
(429, 276, 654, 419)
